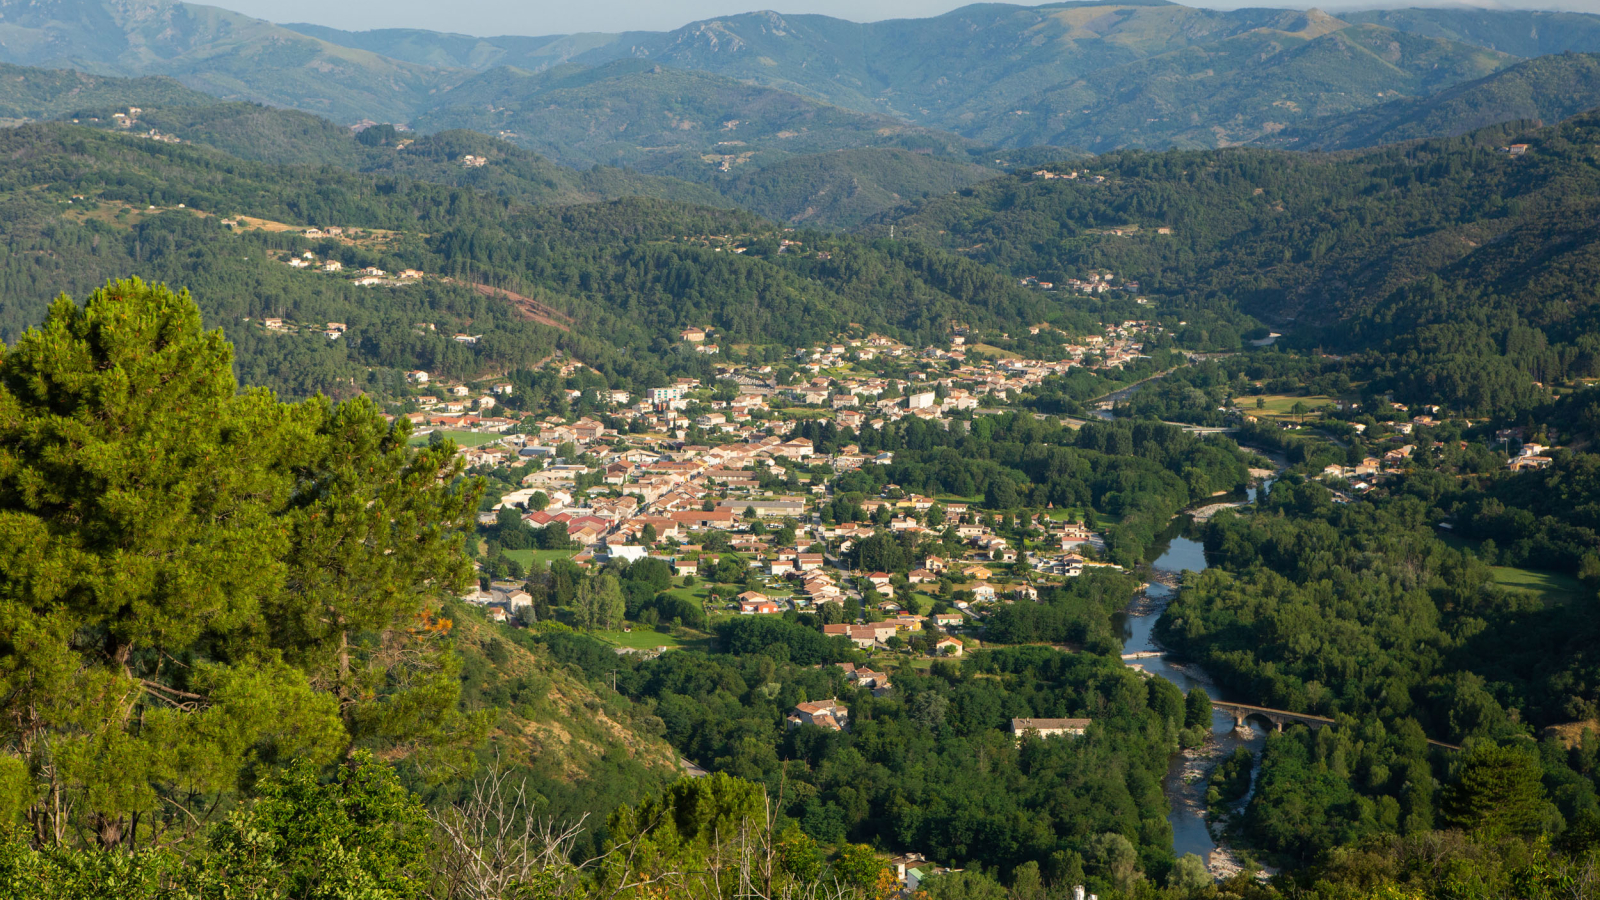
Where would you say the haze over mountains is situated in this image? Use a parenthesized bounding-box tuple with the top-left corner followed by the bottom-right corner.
(3, 0, 1600, 159)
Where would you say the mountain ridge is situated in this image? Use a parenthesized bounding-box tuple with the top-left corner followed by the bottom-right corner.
(0, 0, 462, 122)
(8, 0, 1593, 156)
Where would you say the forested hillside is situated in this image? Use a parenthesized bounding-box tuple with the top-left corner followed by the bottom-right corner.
(957, 14, 1513, 151)
(281, 21, 617, 72)
(412, 60, 977, 175)
(0, 123, 1070, 398)
(62, 102, 729, 206)
(0, 62, 215, 122)
(885, 112, 1600, 412)
(1343, 7, 1600, 57)
(7, 80, 1000, 227)
(712, 149, 999, 227)
(553, 3, 1519, 151)
(1262, 52, 1600, 151)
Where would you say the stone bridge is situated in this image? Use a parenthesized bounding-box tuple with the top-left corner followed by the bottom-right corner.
(1210, 700, 1461, 751)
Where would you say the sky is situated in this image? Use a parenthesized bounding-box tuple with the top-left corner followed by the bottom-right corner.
(216, 0, 1600, 37)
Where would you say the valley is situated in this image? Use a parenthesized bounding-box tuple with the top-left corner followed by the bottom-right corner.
(0, 1, 1597, 898)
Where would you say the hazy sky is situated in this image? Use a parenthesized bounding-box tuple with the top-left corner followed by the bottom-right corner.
(218, 0, 1600, 37)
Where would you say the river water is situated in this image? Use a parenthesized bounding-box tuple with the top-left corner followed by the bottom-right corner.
(1116, 479, 1275, 872)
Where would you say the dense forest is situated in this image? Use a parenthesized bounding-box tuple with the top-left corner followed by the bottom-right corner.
(1156, 476, 1600, 862)
(539, 618, 1189, 885)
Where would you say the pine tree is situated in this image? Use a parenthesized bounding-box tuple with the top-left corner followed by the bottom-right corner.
(1441, 742, 1549, 837)
(0, 280, 484, 850)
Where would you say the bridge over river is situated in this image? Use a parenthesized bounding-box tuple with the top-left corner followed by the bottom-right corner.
(1210, 700, 1461, 751)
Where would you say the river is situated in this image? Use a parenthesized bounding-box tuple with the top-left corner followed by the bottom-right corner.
(1115, 476, 1277, 875)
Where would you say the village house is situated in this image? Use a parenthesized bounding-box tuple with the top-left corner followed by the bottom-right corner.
(1010, 717, 1091, 738)
(837, 663, 892, 693)
(739, 593, 784, 615)
(788, 699, 849, 731)
(1509, 442, 1554, 471)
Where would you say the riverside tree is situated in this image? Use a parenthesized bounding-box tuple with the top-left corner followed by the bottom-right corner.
(0, 279, 485, 850)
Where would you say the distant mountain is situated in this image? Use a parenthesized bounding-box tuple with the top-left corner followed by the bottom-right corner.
(0, 0, 455, 122)
(1260, 52, 1600, 151)
(1341, 8, 1600, 58)
(414, 60, 980, 175)
(956, 14, 1513, 151)
(566, 2, 1288, 126)
(6, 0, 1598, 168)
(559, 4, 1517, 149)
(279, 22, 622, 73)
(293, 1, 1532, 152)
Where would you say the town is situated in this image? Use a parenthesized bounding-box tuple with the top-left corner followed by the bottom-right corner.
(427, 322, 1159, 643)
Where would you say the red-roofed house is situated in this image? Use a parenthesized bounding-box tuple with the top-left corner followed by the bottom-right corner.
(787, 699, 849, 731)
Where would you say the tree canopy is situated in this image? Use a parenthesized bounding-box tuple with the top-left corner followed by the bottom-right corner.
(0, 279, 483, 850)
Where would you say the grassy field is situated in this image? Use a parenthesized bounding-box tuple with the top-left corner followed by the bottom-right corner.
(501, 548, 577, 571)
(970, 343, 1019, 359)
(1490, 566, 1584, 605)
(1247, 394, 1337, 421)
(1435, 533, 1585, 606)
(662, 585, 716, 613)
(407, 430, 505, 448)
(593, 629, 688, 650)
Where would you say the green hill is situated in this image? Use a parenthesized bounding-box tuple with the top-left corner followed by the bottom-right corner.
(60, 101, 729, 206)
(15, 74, 985, 227)
(882, 113, 1600, 407)
(0, 61, 215, 122)
(568, 2, 1268, 124)
(449, 611, 682, 839)
(1259, 52, 1600, 151)
(266, 2, 1541, 154)
(713, 148, 999, 227)
(0, 122, 1063, 400)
